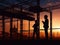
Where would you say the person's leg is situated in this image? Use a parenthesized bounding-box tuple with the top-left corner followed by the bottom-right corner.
(46, 28, 48, 39)
(33, 31, 35, 39)
(45, 28, 48, 39)
(36, 30, 40, 39)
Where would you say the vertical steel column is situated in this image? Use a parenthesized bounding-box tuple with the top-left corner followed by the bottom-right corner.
(20, 5, 23, 39)
(2, 16, 5, 39)
(10, 17, 13, 39)
(17, 19, 18, 39)
(37, 0, 40, 38)
(50, 10, 52, 39)
(20, 19, 23, 39)
(28, 21, 30, 39)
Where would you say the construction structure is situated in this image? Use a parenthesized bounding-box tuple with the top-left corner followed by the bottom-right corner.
(0, 0, 60, 40)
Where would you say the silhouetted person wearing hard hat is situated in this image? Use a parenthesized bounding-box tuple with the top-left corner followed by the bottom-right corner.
(42, 15, 49, 39)
(33, 20, 39, 39)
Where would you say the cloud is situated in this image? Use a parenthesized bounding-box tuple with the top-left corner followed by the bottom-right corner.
(0, 0, 18, 5)
(40, 0, 60, 8)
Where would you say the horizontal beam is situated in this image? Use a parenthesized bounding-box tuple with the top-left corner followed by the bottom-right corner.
(43, 4, 60, 10)
(0, 9, 35, 21)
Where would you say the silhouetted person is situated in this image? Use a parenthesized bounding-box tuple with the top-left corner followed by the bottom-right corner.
(42, 15, 49, 39)
(33, 20, 39, 39)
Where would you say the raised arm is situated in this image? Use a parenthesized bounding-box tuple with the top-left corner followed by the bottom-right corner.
(42, 21, 44, 24)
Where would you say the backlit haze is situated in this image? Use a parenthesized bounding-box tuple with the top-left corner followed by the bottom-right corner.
(0, 9, 60, 32)
(1, 0, 60, 39)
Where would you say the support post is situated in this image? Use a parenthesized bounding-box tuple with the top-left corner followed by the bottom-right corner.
(20, 19, 23, 39)
(17, 19, 18, 39)
(10, 17, 13, 39)
(2, 16, 5, 39)
(20, 5, 23, 39)
(37, 0, 40, 39)
(28, 21, 30, 39)
(50, 7, 52, 39)
(50, 11, 52, 39)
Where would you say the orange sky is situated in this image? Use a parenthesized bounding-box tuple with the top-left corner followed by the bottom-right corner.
(40, 9, 60, 29)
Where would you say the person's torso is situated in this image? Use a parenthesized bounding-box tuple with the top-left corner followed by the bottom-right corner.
(44, 19, 49, 28)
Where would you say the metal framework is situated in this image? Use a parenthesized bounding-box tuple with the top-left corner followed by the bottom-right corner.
(0, 0, 60, 40)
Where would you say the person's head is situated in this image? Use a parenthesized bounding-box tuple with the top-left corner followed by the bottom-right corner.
(44, 15, 48, 19)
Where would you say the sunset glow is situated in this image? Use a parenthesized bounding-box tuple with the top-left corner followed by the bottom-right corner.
(1, 0, 60, 40)
(0, 9, 60, 39)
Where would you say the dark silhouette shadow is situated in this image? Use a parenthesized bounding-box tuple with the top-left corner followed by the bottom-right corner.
(42, 15, 49, 39)
(32, 20, 39, 39)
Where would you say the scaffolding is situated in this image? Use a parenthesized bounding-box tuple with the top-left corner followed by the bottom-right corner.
(0, 5, 35, 40)
(0, 0, 60, 40)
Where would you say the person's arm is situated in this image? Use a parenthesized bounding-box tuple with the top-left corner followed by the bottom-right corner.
(42, 21, 45, 28)
(33, 24, 35, 27)
(42, 21, 44, 24)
